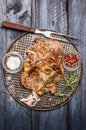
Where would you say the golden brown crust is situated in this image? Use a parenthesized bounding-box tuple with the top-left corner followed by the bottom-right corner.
(21, 38, 64, 95)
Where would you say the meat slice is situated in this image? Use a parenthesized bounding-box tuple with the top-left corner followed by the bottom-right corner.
(21, 38, 64, 95)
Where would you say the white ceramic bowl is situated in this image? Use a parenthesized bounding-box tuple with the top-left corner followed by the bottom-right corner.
(2, 51, 23, 73)
(62, 52, 81, 71)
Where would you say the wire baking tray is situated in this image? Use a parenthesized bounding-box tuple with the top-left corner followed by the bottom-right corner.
(2, 32, 82, 110)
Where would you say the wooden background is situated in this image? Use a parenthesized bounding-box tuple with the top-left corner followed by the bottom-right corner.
(0, 0, 86, 130)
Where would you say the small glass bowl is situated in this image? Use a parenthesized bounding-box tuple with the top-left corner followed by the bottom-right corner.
(2, 51, 23, 73)
(62, 52, 81, 71)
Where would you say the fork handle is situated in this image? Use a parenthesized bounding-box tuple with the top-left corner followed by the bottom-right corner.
(2, 21, 78, 41)
(2, 21, 35, 33)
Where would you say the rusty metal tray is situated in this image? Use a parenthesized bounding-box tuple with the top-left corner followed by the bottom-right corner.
(2, 32, 82, 110)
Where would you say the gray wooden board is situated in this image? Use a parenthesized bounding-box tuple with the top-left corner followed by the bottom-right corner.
(0, 0, 7, 129)
(0, 0, 85, 130)
(68, 0, 86, 130)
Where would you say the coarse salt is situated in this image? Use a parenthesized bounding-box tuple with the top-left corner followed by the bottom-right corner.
(7, 56, 21, 70)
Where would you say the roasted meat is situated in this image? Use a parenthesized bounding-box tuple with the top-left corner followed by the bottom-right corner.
(21, 38, 64, 95)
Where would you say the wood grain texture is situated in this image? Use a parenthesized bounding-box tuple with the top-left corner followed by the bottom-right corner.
(0, 0, 86, 130)
(31, 0, 68, 130)
(0, 0, 7, 129)
(5, 0, 32, 130)
(50, 0, 67, 33)
(68, 0, 86, 129)
(38, 108, 68, 130)
(35, 0, 67, 33)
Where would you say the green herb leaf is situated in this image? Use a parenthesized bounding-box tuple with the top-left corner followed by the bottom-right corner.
(55, 93, 69, 97)
(63, 72, 78, 89)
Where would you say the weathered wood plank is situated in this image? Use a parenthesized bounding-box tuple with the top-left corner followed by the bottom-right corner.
(0, 0, 7, 129)
(31, 0, 68, 130)
(50, 0, 67, 33)
(5, 97, 32, 130)
(35, 107, 68, 130)
(35, 0, 67, 33)
(68, 0, 86, 129)
(5, 0, 32, 130)
(1, 0, 86, 130)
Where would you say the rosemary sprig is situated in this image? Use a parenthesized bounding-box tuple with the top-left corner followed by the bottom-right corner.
(55, 93, 70, 97)
(63, 72, 78, 89)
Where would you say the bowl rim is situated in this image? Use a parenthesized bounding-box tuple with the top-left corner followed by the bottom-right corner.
(2, 51, 23, 73)
(62, 52, 81, 71)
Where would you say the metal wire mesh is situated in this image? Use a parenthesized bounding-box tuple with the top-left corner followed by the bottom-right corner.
(2, 33, 82, 110)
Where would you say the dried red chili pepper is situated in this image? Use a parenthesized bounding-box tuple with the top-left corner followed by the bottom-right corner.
(64, 53, 78, 67)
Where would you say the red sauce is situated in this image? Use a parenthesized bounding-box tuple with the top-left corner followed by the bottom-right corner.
(64, 53, 79, 67)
